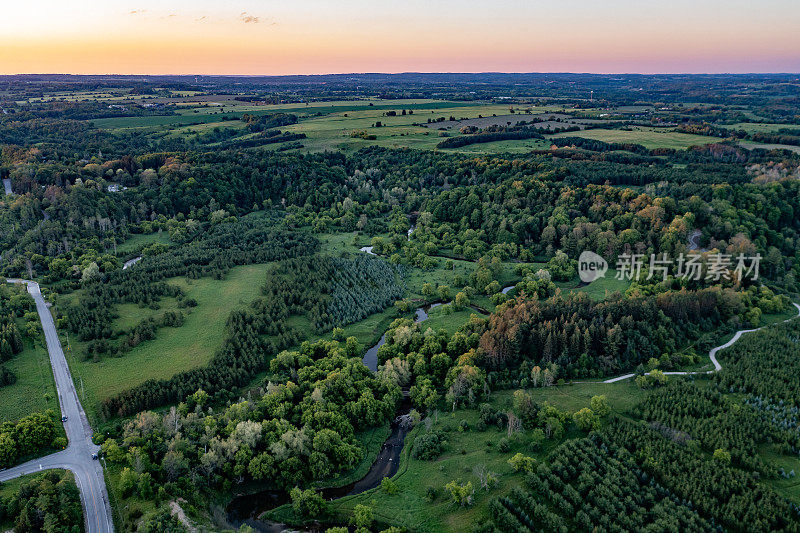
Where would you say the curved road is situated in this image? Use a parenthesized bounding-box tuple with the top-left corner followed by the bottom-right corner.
(1, 280, 113, 533)
(603, 302, 800, 383)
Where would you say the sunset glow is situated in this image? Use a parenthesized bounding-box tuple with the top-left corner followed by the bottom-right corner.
(2, 0, 799, 74)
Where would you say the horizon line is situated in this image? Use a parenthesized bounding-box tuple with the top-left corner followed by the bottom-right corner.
(3, 71, 800, 78)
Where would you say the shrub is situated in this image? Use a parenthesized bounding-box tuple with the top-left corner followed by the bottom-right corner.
(412, 429, 446, 460)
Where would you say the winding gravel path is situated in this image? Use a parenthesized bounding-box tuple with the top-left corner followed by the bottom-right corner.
(0, 280, 113, 533)
(603, 302, 800, 383)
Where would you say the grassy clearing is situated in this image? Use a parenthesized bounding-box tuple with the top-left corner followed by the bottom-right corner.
(730, 123, 792, 134)
(423, 307, 486, 335)
(0, 472, 30, 498)
(761, 445, 800, 503)
(115, 232, 172, 255)
(516, 380, 647, 415)
(0, 322, 60, 423)
(738, 140, 800, 154)
(112, 297, 181, 331)
(66, 263, 270, 422)
(549, 127, 714, 150)
(559, 268, 630, 300)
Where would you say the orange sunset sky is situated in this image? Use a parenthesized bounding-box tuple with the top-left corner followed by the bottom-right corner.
(1, 0, 799, 75)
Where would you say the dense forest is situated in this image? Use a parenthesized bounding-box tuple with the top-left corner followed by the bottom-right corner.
(487, 421, 800, 533)
(256, 254, 405, 334)
(479, 286, 786, 378)
(98, 339, 399, 499)
(0, 470, 83, 532)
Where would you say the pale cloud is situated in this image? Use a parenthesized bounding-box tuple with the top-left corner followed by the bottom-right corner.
(239, 12, 259, 24)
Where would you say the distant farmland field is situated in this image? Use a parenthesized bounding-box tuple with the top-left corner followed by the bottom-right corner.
(548, 127, 715, 150)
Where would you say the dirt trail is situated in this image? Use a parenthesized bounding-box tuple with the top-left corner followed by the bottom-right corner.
(603, 302, 800, 383)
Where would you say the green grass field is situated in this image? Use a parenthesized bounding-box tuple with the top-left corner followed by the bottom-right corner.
(115, 231, 172, 255)
(730, 123, 792, 134)
(549, 127, 714, 150)
(0, 325, 60, 422)
(91, 99, 487, 132)
(423, 306, 486, 335)
(762, 444, 800, 503)
(557, 268, 630, 300)
(278, 102, 530, 153)
(89, 99, 578, 155)
(517, 380, 647, 415)
(66, 263, 270, 422)
(86, 96, 730, 156)
(738, 140, 800, 154)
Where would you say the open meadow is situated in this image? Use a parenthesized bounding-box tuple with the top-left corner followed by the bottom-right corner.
(0, 324, 59, 422)
(62, 262, 269, 421)
(549, 126, 715, 150)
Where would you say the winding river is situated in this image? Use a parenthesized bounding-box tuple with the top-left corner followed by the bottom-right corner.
(225, 300, 442, 531)
(227, 241, 511, 530)
(227, 405, 412, 533)
(227, 290, 495, 530)
(362, 302, 441, 371)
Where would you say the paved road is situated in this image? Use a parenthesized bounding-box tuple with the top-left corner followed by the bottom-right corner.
(2, 178, 11, 196)
(603, 302, 800, 383)
(1, 280, 113, 533)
